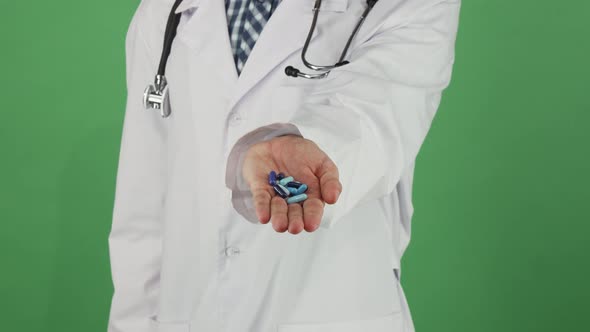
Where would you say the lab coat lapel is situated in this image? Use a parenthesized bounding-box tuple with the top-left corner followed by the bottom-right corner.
(176, 0, 238, 88)
(225, 0, 316, 112)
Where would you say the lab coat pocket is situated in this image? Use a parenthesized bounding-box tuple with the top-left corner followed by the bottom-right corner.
(149, 316, 191, 332)
(277, 310, 403, 332)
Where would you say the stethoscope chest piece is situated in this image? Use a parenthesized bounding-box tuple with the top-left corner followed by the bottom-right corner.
(143, 75, 171, 118)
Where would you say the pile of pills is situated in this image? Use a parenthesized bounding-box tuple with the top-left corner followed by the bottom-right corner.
(268, 170, 308, 204)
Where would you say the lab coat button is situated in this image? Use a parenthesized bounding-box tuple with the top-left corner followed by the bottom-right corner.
(225, 246, 240, 257)
(229, 113, 243, 126)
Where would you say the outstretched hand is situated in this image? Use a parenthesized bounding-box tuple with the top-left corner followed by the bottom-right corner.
(242, 135, 342, 234)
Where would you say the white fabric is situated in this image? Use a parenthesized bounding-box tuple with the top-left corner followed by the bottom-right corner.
(107, 0, 461, 331)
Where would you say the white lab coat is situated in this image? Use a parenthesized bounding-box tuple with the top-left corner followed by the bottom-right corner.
(107, 0, 461, 331)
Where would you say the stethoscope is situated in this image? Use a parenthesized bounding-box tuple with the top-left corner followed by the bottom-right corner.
(144, 0, 380, 117)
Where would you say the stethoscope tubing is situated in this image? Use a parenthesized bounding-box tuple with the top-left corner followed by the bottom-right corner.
(287, 0, 379, 79)
(301, 0, 371, 71)
(158, 0, 185, 77)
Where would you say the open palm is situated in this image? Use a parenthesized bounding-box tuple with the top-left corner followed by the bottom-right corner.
(242, 135, 342, 234)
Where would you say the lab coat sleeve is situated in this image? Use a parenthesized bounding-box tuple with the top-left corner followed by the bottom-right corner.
(226, 0, 461, 229)
(107, 6, 166, 332)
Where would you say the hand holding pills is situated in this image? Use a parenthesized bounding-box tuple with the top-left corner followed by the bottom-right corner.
(242, 135, 342, 234)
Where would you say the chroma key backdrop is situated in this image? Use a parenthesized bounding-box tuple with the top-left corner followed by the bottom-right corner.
(0, 1, 589, 331)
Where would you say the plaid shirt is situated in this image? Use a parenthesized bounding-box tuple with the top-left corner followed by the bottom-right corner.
(225, 0, 283, 75)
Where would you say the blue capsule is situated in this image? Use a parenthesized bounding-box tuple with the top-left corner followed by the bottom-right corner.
(277, 172, 286, 180)
(268, 170, 277, 185)
(287, 193, 308, 204)
(273, 183, 290, 198)
(285, 181, 303, 188)
(287, 187, 299, 195)
(294, 184, 308, 195)
(278, 176, 294, 186)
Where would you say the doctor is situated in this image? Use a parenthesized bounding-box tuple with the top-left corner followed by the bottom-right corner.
(107, 0, 461, 331)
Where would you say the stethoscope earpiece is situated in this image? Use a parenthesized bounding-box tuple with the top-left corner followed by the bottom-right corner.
(284, 66, 300, 78)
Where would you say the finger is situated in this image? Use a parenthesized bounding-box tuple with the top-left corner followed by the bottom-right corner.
(251, 187, 273, 224)
(270, 196, 289, 232)
(302, 197, 324, 232)
(287, 203, 304, 235)
(318, 158, 342, 204)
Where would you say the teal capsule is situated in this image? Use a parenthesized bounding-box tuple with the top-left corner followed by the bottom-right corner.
(294, 184, 308, 195)
(278, 176, 294, 186)
(287, 187, 299, 195)
(286, 193, 307, 204)
(285, 181, 303, 188)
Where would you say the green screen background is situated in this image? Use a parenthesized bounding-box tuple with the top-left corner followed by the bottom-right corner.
(1, 1, 588, 331)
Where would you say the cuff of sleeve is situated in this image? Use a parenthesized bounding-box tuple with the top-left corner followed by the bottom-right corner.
(225, 122, 302, 224)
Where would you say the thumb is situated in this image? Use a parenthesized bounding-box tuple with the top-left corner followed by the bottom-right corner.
(317, 157, 341, 204)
